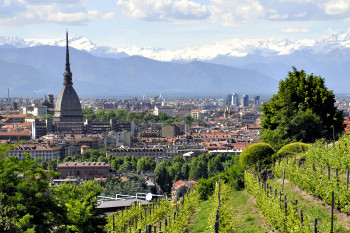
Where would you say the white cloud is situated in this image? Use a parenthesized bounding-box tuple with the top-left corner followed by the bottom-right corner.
(268, 13, 288, 20)
(323, 0, 350, 15)
(208, 0, 265, 25)
(263, 0, 350, 21)
(116, 0, 210, 22)
(0, 0, 112, 26)
(103, 12, 116, 19)
(282, 27, 308, 32)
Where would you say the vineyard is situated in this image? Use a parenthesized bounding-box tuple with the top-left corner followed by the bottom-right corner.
(102, 135, 350, 232)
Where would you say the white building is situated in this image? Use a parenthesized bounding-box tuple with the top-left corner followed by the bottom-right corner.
(33, 106, 48, 116)
(154, 106, 175, 117)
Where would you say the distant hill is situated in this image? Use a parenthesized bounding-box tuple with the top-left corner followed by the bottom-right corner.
(0, 46, 277, 97)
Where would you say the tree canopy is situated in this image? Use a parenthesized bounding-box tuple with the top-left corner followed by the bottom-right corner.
(83, 108, 195, 125)
(260, 67, 344, 149)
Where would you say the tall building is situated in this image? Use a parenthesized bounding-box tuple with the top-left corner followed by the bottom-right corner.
(53, 31, 83, 123)
(52, 32, 84, 134)
(254, 96, 260, 105)
(232, 93, 239, 106)
(225, 93, 239, 106)
(241, 94, 249, 107)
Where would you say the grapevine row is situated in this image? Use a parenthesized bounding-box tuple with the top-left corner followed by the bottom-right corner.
(245, 171, 314, 232)
(274, 157, 350, 214)
(105, 190, 199, 232)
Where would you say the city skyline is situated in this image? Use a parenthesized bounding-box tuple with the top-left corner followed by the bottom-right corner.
(1, 0, 350, 49)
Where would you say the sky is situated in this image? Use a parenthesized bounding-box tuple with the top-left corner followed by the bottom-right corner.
(1, 0, 350, 49)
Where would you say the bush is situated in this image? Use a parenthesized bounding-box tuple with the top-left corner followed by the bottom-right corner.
(197, 176, 217, 200)
(223, 164, 244, 190)
(239, 143, 275, 168)
(275, 142, 311, 159)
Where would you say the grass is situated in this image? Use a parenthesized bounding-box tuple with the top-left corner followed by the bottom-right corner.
(190, 199, 213, 233)
(190, 189, 270, 233)
(228, 190, 270, 233)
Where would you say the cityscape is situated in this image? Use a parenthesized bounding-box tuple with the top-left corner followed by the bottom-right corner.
(2, 0, 350, 232)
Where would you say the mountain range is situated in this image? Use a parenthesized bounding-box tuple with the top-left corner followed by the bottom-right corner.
(1, 32, 350, 97)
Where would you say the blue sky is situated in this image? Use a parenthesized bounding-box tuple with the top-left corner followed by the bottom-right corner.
(1, 0, 350, 49)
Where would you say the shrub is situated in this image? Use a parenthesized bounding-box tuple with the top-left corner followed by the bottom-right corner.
(197, 176, 217, 200)
(239, 143, 275, 168)
(275, 142, 310, 159)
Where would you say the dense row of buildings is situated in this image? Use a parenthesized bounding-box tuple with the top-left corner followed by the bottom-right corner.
(0, 32, 265, 183)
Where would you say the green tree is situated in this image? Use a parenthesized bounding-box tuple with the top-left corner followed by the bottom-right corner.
(115, 109, 128, 120)
(52, 181, 106, 233)
(43, 114, 53, 120)
(154, 161, 172, 193)
(181, 163, 190, 180)
(102, 175, 148, 197)
(189, 159, 208, 180)
(260, 67, 344, 149)
(0, 149, 62, 232)
(208, 157, 224, 177)
(137, 157, 156, 172)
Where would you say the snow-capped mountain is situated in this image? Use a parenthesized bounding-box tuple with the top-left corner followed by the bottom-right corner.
(1, 32, 350, 62)
(2, 32, 350, 96)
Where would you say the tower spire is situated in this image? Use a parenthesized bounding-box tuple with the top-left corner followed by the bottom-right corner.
(65, 30, 70, 73)
(63, 30, 73, 86)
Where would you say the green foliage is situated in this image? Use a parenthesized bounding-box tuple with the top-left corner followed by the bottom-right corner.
(83, 108, 195, 125)
(274, 156, 350, 214)
(105, 189, 199, 233)
(137, 157, 156, 172)
(239, 143, 275, 168)
(155, 161, 173, 193)
(43, 114, 53, 120)
(275, 142, 311, 159)
(224, 164, 245, 191)
(245, 172, 314, 232)
(197, 177, 217, 200)
(260, 67, 344, 149)
(0, 146, 62, 232)
(52, 181, 106, 232)
(207, 157, 224, 177)
(101, 175, 148, 196)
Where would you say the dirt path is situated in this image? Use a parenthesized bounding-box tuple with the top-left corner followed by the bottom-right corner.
(276, 178, 350, 230)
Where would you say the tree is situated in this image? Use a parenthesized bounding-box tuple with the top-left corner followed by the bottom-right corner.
(260, 67, 344, 149)
(154, 161, 172, 193)
(52, 181, 106, 232)
(137, 157, 156, 172)
(189, 159, 208, 180)
(43, 114, 53, 120)
(101, 175, 148, 197)
(208, 157, 224, 177)
(0, 148, 63, 232)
